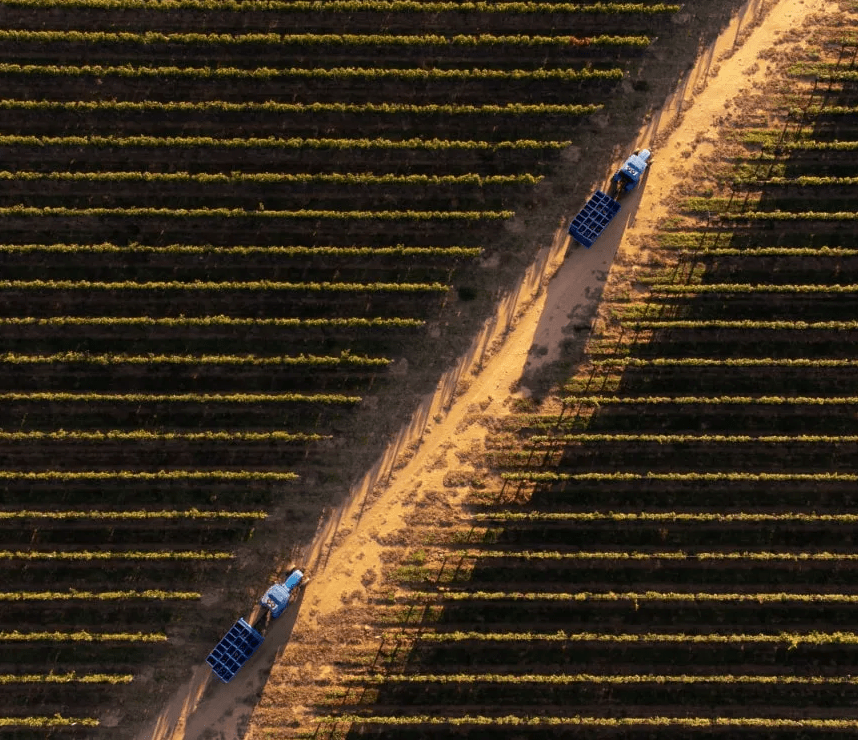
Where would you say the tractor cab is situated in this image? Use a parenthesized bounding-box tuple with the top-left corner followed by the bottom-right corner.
(260, 569, 304, 618)
(610, 149, 651, 197)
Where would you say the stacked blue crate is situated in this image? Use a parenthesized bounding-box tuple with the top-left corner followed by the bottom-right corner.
(568, 190, 622, 248)
(205, 618, 264, 683)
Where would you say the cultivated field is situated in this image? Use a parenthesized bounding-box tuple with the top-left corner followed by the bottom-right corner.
(0, 0, 759, 736)
(247, 2, 858, 738)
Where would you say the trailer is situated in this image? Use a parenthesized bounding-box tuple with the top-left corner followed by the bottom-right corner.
(568, 189, 622, 248)
(205, 569, 305, 683)
(205, 618, 264, 684)
(568, 148, 651, 248)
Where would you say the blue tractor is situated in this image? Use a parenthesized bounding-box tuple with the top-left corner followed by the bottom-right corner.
(205, 568, 305, 683)
(259, 568, 304, 618)
(607, 149, 652, 198)
(569, 148, 652, 248)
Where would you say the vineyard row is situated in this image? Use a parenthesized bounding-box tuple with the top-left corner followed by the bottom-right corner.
(0, 243, 482, 257)
(0, 279, 449, 292)
(649, 283, 858, 294)
(0, 318, 421, 333)
(0, 391, 361, 403)
(0, 431, 331, 442)
(591, 357, 858, 367)
(0, 509, 267, 519)
(629, 320, 858, 329)
(454, 550, 858, 561)
(0, 207, 514, 220)
(0, 170, 542, 186)
(0, 549, 232, 560)
(723, 210, 858, 221)
(0, 134, 571, 149)
(788, 62, 858, 79)
(354, 672, 858, 685)
(0, 590, 200, 600)
(0, 30, 651, 47)
(527, 433, 858, 443)
(323, 715, 858, 729)
(0, 0, 683, 15)
(415, 630, 858, 645)
(764, 140, 858, 151)
(0, 62, 625, 81)
(732, 175, 858, 186)
(0, 470, 299, 480)
(471, 511, 858, 524)
(501, 472, 858, 482)
(0, 630, 166, 642)
(0, 672, 132, 684)
(673, 246, 858, 256)
(0, 99, 601, 116)
(0, 352, 389, 366)
(0, 717, 98, 728)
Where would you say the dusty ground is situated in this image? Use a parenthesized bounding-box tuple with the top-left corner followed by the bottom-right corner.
(135, 0, 833, 736)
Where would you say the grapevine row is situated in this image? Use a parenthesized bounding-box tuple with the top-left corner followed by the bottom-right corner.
(501, 471, 858, 482)
(0, 62, 625, 82)
(669, 247, 858, 256)
(648, 283, 858, 294)
(0, 99, 602, 116)
(787, 62, 858, 79)
(789, 104, 858, 115)
(0, 631, 166, 642)
(0, 673, 132, 684)
(471, 511, 858, 523)
(629, 320, 858, 329)
(0, 430, 331, 442)
(0, 207, 514, 220)
(0, 590, 200, 600)
(0, 509, 266, 519)
(324, 716, 858, 728)
(591, 357, 858, 367)
(0, 243, 482, 257)
(0, 470, 299, 480)
(0, 279, 448, 291)
(0, 30, 651, 48)
(0, 0, 683, 14)
(564, 395, 858, 405)
(732, 175, 858, 186)
(0, 550, 232, 560)
(355, 672, 858, 685)
(527, 433, 858, 443)
(656, 232, 735, 247)
(0, 391, 360, 403)
(416, 630, 858, 645)
(420, 590, 858, 601)
(722, 210, 858, 221)
(0, 717, 98, 728)
(0, 317, 421, 332)
(764, 140, 858, 151)
(453, 550, 858, 561)
(0, 169, 542, 186)
(0, 352, 389, 366)
(0, 134, 571, 150)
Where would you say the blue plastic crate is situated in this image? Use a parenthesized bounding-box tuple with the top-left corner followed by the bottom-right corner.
(205, 618, 264, 683)
(568, 190, 621, 248)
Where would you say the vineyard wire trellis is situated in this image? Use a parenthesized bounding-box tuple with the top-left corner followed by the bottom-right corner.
(312, 551, 454, 739)
(739, 39, 858, 192)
